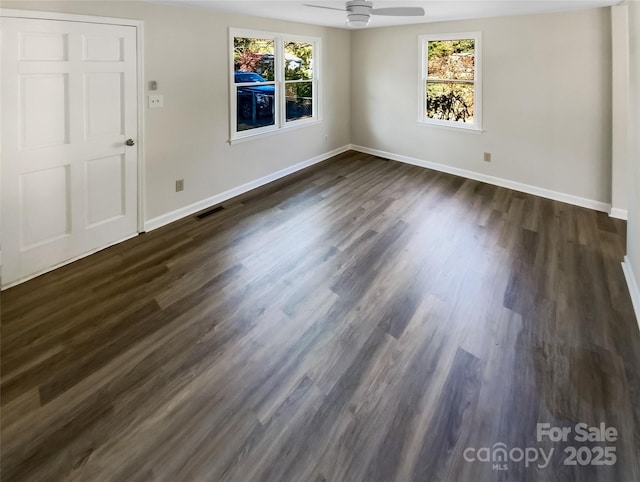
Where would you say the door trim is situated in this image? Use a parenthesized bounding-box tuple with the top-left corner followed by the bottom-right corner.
(0, 9, 146, 288)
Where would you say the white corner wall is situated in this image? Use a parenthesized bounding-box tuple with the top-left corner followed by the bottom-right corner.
(612, 4, 629, 219)
(351, 8, 613, 208)
(1, 0, 351, 227)
(625, 0, 640, 324)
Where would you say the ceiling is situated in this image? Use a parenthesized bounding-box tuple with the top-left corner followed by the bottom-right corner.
(144, 0, 621, 29)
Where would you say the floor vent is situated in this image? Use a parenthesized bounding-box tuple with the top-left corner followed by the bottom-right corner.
(196, 205, 225, 220)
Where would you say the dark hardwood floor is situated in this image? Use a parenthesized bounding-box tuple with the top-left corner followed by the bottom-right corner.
(2, 151, 639, 481)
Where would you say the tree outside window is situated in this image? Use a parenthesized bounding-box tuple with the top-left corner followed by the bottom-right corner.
(420, 33, 482, 131)
(231, 30, 320, 141)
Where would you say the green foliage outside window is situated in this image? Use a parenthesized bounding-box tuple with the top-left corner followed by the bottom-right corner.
(234, 37, 275, 80)
(426, 40, 475, 123)
(285, 42, 313, 99)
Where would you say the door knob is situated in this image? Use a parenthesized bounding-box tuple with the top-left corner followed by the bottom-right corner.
(125, 139, 135, 146)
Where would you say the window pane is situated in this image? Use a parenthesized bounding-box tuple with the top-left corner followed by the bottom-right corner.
(234, 37, 275, 81)
(427, 40, 475, 81)
(285, 82, 313, 122)
(284, 41, 313, 81)
(236, 85, 275, 131)
(426, 81, 474, 123)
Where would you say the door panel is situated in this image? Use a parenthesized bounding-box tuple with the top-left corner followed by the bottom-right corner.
(82, 35, 123, 62)
(20, 31, 68, 61)
(84, 72, 123, 138)
(21, 74, 70, 149)
(1, 17, 138, 287)
(85, 155, 125, 227)
(20, 166, 71, 248)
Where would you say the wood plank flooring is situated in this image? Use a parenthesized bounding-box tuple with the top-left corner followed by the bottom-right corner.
(2, 151, 639, 481)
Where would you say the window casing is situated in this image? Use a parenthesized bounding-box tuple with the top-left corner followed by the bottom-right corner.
(419, 32, 482, 131)
(230, 29, 320, 142)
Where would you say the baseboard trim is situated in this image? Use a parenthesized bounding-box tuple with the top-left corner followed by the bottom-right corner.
(609, 207, 628, 220)
(144, 145, 351, 232)
(349, 145, 612, 214)
(622, 256, 640, 329)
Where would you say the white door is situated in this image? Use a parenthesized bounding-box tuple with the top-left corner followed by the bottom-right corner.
(1, 17, 139, 287)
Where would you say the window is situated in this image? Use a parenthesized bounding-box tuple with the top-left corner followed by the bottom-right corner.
(419, 32, 482, 131)
(230, 29, 320, 141)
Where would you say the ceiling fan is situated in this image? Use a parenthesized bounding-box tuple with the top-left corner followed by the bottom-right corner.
(304, 1, 425, 28)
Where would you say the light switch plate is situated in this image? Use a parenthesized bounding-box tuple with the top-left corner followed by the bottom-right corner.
(148, 95, 163, 108)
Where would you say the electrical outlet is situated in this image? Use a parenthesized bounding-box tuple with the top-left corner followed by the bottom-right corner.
(176, 179, 184, 192)
(483, 152, 492, 163)
(148, 95, 164, 108)
(324, 135, 329, 141)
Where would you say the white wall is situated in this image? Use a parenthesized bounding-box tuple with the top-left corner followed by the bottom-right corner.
(351, 8, 612, 206)
(612, 4, 629, 217)
(626, 0, 640, 319)
(1, 0, 351, 224)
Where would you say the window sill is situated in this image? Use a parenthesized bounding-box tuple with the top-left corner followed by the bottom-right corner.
(229, 118, 322, 145)
(417, 119, 484, 135)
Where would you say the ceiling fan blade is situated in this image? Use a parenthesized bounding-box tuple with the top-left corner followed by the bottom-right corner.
(303, 4, 346, 12)
(371, 7, 425, 16)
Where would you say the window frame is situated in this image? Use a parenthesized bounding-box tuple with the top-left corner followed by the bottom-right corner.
(229, 28, 321, 143)
(418, 32, 483, 132)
